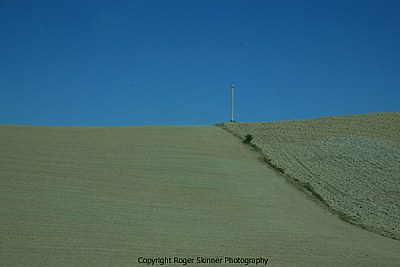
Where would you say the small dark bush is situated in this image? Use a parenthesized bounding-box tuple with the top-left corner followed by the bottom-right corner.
(242, 134, 253, 144)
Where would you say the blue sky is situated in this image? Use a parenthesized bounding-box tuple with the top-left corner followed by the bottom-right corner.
(1, 0, 399, 126)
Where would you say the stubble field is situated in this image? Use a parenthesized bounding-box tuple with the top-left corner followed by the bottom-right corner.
(219, 112, 400, 241)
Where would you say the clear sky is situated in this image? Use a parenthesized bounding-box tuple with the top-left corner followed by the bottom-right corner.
(1, 0, 399, 126)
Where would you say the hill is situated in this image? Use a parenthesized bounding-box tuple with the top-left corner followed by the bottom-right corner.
(0, 124, 399, 266)
(219, 112, 400, 241)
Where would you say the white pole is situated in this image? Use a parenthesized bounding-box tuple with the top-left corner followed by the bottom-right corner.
(231, 82, 235, 122)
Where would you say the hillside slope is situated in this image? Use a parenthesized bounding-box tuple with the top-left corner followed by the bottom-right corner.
(219, 112, 400, 241)
(0, 124, 399, 266)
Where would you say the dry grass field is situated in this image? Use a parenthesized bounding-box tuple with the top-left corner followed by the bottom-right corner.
(1, 123, 399, 266)
(219, 112, 400, 241)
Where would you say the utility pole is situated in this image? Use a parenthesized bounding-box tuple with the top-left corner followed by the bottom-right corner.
(230, 82, 235, 122)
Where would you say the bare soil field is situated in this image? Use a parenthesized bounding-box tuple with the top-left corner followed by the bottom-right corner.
(219, 112, 400, 241)
(1, 124, 399, 266)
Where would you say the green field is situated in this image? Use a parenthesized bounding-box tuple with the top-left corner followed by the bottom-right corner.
(1, 124, 399, 266)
